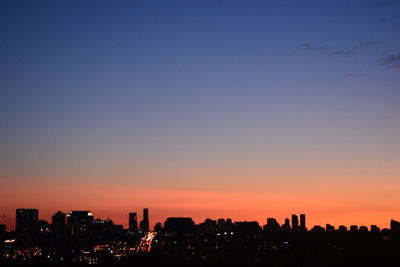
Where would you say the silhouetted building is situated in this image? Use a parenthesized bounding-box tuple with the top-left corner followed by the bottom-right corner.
(0, 224, 5, 240)
(102, 217, 123, 238)
(326, 224, 335, 232)
(52, 211, 66, 241)
(140, 208, 149, 232)
(129, 212, 138, 233)
(114, 225, 124, 233)
(282, 218, 290, 231)
(164, 217, 194, 235)
(235, 221, 261, 238)
(311, 225, 325, 232)
(38, 220, 50, 233)
(0, 224, 5, 235)
(16, 208, 38, 247)
(0, 224, 5, 253)
(371, 225, 380, 232)
(225, 218, 234, 233)
(92, 218, 105, 241)
(67, 211, 94, 249)
(390, 219, 400, 231)
(217, 218, 226, 233)
(104, 218, 114, 233)
(200, 219, 217, 235)
(263, 218, 280, 232)
(37, 220, 50, 249)
(292, 214, 299, 231)
(300, 214, 306, 231)
(154, 222, 163, 232)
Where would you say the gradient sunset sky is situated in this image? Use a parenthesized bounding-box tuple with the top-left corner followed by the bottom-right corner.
(1, 0, 400, 230)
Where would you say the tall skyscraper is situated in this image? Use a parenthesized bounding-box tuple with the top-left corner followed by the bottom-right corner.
(67, 211, 94, 249)
(129, 212, 138, 233)
(300, 214, 306, 231)
(16, 208, 38, 247)
(0, 224, 6, 241)
(52, 211, 66, 241)
(291, 214, 299, 231)
(140, 208, 149, 232)
(0, 224, 5, 252)
(0, 224, 5, 235)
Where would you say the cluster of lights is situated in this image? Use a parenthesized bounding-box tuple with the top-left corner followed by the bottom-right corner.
(216, 232, 234, 236)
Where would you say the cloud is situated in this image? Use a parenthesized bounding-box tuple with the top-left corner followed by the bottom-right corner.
(379, 53, 400, 69)
(364, 40, 379, 49)
(300, 41, 378, 57)
(300, 43, 358, 57)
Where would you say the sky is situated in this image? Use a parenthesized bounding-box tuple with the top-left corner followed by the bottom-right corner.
(1, 0, 400, 230)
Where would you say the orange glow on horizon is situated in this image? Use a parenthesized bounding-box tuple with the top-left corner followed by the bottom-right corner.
(1, 178, 399, 231)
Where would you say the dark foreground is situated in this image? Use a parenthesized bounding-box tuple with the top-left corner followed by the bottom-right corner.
(2, 231, 400, 267)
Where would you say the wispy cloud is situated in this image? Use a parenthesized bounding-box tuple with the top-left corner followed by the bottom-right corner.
(379, 53, 400, 69)
(364, 40, 379, 49)
(300, 43, 357, 57)
(300, 41, 378, 57)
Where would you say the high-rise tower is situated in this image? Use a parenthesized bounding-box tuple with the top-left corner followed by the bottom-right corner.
(140, 208, 149, 232)
(129, 212, 138, 233)
(67, 211, 94, 249)
(52, 211, 66, 241)
(300, 214, 306, 231)
(291, 214, 299, 231)
(16, 208, 38, 247)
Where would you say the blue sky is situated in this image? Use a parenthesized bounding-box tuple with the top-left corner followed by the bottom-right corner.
(1, 1, 400, 227)
(1, 0, 400, 178)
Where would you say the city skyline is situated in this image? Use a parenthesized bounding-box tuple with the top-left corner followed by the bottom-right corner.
(4, 208, 400, 265)
(6, 207, 400, 232)
(1, 206, 397, 232)
(1, 0, 400, 234)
